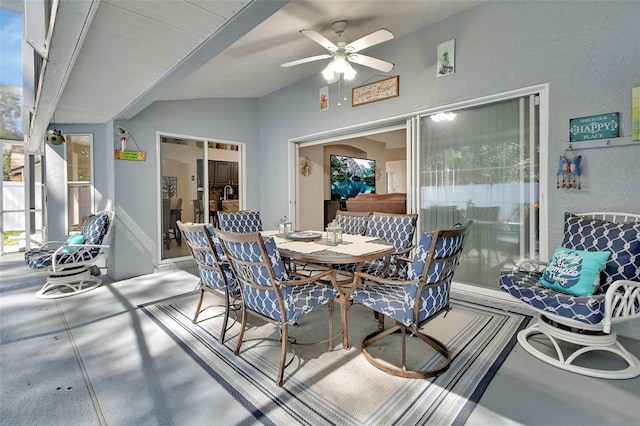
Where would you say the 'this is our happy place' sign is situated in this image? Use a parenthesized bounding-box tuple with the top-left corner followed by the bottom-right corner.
(570, 112, 619, 141)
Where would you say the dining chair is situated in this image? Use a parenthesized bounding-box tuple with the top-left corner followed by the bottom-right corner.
(350, 220, 472, 378)
(334, 210, 371, 235)
(217, 210, 263, 233)
(362, 212, 418, 277)
(163, 198, 181, 248)
(216, 229, 344, 386)
(177, 221, 241, 343)
(192, 199, 204, 222)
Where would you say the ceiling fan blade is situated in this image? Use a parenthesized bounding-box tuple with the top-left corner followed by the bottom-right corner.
(346, 29, 393, 53)
(281, 54, 332, 68)
(348, 54, 395, 73)
(300, 29, 338, 51)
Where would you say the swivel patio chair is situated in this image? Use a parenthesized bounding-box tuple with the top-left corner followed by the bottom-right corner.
(217, 210, 263, 233)
(216, 229, 343, 386)
(350, 221, 472, 378)
(26, 209, 114, 299)
(177, 221, 240, 343)
(500, 212, 640, 379)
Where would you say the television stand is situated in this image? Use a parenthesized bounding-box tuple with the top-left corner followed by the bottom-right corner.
(324, 200, 346, 227)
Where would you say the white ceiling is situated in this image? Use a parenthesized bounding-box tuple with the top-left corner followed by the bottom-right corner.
(25, 0, 482, 147)
(158, 0, 482, 101)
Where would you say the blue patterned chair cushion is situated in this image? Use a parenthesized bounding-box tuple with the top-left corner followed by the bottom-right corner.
(363, 214, 417, 275)
(217, 211, 263, 233)
(25, 248, 59, 269)
(562, 212, 640, 289)
(224, 236, 336, 324)
(352, 229, 465, 327)
(204, 224, 227, 260)
(334, 214, 369, 235)
(182, 225, 239, 297)
(540, 247, 610, 296)
(82, 212, 111, 246)
(500, 270, 605, 325)
(351, 281, 449, 327)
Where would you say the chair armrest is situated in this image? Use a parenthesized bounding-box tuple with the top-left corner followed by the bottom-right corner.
(51, 244, 110, 271)
(34, 241, 66, 250)
(281, 269, 337, 287)
(513, 259, 548, 272)
(603, 280, 640, 333)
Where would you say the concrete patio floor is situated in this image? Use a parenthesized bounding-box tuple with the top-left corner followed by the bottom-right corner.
(1, 252, 639, 425)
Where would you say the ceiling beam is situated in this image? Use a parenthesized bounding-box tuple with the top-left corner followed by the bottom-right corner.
(26, 0, 99, 152)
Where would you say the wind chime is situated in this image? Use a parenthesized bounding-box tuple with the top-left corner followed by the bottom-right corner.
(557, 144, 582, 189)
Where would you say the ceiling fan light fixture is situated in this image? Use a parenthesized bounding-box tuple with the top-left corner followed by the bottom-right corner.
(343, 61, 357, 80)
(333, 55, 348, 73)
(322, 61, 336, 81)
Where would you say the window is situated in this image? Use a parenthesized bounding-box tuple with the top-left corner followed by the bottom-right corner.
(419, 94, 540, 290)
(65, 134, 93, 232)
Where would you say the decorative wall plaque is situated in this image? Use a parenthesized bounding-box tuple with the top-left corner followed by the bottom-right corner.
(352, 75, 399, 107)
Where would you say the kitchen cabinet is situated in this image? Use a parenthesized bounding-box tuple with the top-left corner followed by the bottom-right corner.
(213, 161, 238, 186)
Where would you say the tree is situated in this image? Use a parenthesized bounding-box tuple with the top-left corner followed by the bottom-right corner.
(2, 145, 11, 181)
(0, 89, 23, 141)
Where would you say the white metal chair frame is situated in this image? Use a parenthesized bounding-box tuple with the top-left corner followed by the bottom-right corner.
(511, 212, 640, 379)
(33, 210, 115, 299)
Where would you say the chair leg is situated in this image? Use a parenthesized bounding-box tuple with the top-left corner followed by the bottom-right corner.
(219, 290, 231, 344)
(339, 297, 350, 350)
(276, 324, 288, 386)
(234, 308, 248, 356)
(361, 322, 451, 378)
(192, 287, 205, 323)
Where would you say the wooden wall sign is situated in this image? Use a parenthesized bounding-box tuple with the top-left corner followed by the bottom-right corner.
(570, 112, 619, 141)
(352, 75, 399, 107)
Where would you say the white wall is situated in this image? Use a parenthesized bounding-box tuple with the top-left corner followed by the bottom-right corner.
(111, 98, 260, 279)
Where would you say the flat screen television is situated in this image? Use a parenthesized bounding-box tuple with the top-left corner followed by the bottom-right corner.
(330, 154, 376, 200)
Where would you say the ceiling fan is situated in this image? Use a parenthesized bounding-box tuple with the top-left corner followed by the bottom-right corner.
(281, 20, 394, 83)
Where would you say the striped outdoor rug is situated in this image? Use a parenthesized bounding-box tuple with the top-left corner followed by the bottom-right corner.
(142, 292, 530, 425)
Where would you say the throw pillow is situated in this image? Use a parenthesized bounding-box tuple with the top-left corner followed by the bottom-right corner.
(562, 212, 640, 287)
(540, 246, 611, 296)
(62, 233, 86, 253)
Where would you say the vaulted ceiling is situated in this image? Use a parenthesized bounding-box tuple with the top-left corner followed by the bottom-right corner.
(23, 0, 483, 149)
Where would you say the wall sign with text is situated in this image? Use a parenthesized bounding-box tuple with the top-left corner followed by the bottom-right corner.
(569, 113, 619, 141)
(352, 76, 399, 107)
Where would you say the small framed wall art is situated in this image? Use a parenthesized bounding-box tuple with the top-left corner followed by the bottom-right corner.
(437, 39, 455, 77)
(320, 86, 329, 111)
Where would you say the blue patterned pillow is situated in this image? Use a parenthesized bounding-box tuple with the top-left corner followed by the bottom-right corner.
(540, 247, 610, 296)
(562, 213, 640, 288)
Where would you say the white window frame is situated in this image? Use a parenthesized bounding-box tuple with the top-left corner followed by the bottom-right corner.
(64, 133, 95, 234)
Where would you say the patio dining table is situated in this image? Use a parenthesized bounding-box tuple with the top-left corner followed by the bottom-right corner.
(263, 230, 393, 269)
(261, 230, 394, 349)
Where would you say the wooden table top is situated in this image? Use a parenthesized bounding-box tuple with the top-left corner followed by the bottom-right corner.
(262, 230, 394, 265)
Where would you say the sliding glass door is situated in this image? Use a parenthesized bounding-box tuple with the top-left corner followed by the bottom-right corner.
(159, 134, 243, 262)
(418, 94, 540, 289)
